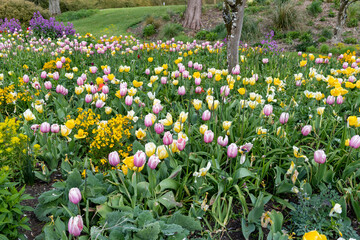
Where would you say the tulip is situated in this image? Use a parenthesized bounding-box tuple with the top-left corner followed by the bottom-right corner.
(85, 94, 93, 103)
(120, 87, 128, 97)
(134, 150, 146, 167)
(125, 96, 133, 106)
(178, 86, 186, 95)
(95, 100, 105, 108)
(108, 151, 120, 166)
(53, 72, 60, 80)
(145, 142, 156, 157)
(296, 80, 302, 86)
(195, 86, 202, 94)
(194, 78, 201, 85)
(23, 74, 30, 83)
(349, 135, 360, 149)
(60, 56, 66, 63)
(188, 61, 193, 68)
(68, 215, 83, 237)
(102, 85, 109, 94)
(40, 71, 47, 79)
(336, 96, 343, 105)
(31, 124, 40, 133)
(163, 131, 173, 145)
(152, 104, 162, 114)
(44, 81, 52, 90)
(148, 155, 160, 169)
(56, 61, 62, 69)
(89, 66, 98, 73)
(51, 124, 60, 133)
(314, 150, 326, 164)
(301, 125, 312, 136)
(154, 123, 164, 134)
(263, 104, 273, 116)
(227, 143, 238, 158)
(326, 95, 335, 105)
(24, 109, 36, 121)
(279, 112, 289, 124)
(202, 110, 211, 121)
(302, 230, 327, 240)
(220, 85, 230, 97)
(204, 130, 214, 143)
(176, 137, 186, 151)
(262, 58, 269, 64)
(69, 188, 82, 204)
(217, 135, 229, 146)
(40, 122, 50, 133)
(144, 114, 154, 127)
(160, 77, 167, 84)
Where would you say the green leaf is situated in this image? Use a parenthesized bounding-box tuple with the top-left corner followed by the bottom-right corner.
(276, 182, 293, 194)
(157, 178, 180, 192)
(269, 210, 283, 233)
(241, 218, 255, 240)
(38, 190, 63, 204)
(234, 168, 254, 179)
(132, 140, 145, 155)
(160, 222, 185, 236)
(89, 196, 107, 204)
(136, 211, 154, 227)
(66, 170, 82, 190)
(135, 222, 160, 240)
(158, 191, 182, 209)
(168, 212, 202, 232)
(0, 234, 9, 240)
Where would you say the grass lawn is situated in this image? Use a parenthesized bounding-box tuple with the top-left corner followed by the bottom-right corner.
(71, 5, 186, 37)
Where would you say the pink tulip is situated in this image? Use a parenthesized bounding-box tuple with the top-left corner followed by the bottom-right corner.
(349, 135, 360, 149)
(51, 124, 60, 133)
(56, 61, 62, 69)
(202, 110, 211, 121)
(40, 71, 47, 79)
(44, 81, 52, 90)
(178, 86, 186, 95)
(314, 150, 326, 164)
(68, 215, 83, 237)
(95, 100, 105, 108)
(134, 150, 146, 167)
(23, 74, 30, 83)
(227, 143, 238, 158)
(53, 72, 60, 80)
(85, 94, 92, 103)
(145, 69, 150, 75)
(154, 123, 164, 134)
(148, 155, 160, 169)
(217, 135, 228, 146)
(326, 96, 335, 105)
(188, 61, 193, 68)
(176, 137, 186, 151)
(301, 125, 312, 136)
(279, 112, 289, 124)
(144, 114, 154, 127)
(161, 77, 167, 84)
(108, 151, 120, 166)
(60, 56, 66, 63)
(89, 66, 98, 73)
(263, 104, 273, 116)
(262, 58, 269, 64)
(69, 188, 82, 204)
(194, 78, 201, 85)
(125, 96, 133, 106)
(163, 131, 173, 145)
(152, 104, 162, 114)
(102, 85, 109, 94)
(336, 96, 344, 105)
(40, 122, 50, 133)
(120, 87, 127, 97)
(204, 130, 214, 143)
(195, 86, 202, 94)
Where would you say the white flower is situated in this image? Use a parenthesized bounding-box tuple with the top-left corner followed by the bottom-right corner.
(147, 92, 155, 100)
(329, 203, 342, 216)
(193, 162, 211, 177)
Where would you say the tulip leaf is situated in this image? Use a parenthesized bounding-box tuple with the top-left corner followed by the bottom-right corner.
(241, 218, 255, 240)
(157, 178, 180, 193)
(158, 191, 182, 209)
(234, 168, 254, 180)
(133, 140, 145, 154)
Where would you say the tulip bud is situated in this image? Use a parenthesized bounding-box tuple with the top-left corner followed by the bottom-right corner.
(194, 78, 201, 85)
(40, 122, 50, 133)
(53, 72, 60, 81)
(263, 104, 273, 116)
(56, 61, 62, 69)
(145, 142, 156, 157)
(102, 85, 109, 94)
(23, 74, 30, 83)
(195, 86, 202, 94)
(40, 71, 47, 79)
(154, 123, 164, 134)
(326, 95, 335, 105)
(227, 143, 238, 158)
(69, 187, 82, 204)
(134, 150, 146, 167)
(51, 124, 60, 133)
(176, 137, 186, 151)
(279, 112, 289, 124)
(349, 135, 360, 149)
(148, 155, 160, 169)
(120, 87, 127, 97)
(95, 100, 105, 108)
(178, 86, 186, 95)
(336, 96, 344, 105)
(202, 110, 211, 121)
(108, 151, 120, 166)
(217, 135, 228, 146)
(314, 150, 326, 164)
(152, 104, 162, 114)
(44, 81, 52, 90)
(68, 215, 83, 237)
(85, 94, 93, 103)
(301, 125, 312, 136)
(163, 131, 173, 145)
(204, 130, 214, 143)
(161, 77, 167, 84)
(125, 96, 133, 106)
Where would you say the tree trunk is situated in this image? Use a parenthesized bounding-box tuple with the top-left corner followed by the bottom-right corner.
(183, 0, 202, 30)
(49, 0, 61, 17)
(333, 0, 358, 43)
(223, 0, 246, 72)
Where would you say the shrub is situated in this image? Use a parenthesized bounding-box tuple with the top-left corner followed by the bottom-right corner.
(272, 1, 301, 30)
(0, 0, 49, 25)
(346, 18, 358, 27)
(318, 36, 327, 43)
(321, 28, 333, 39)
(307, 1, 322, 16)
(175, 34, 194, 43)
(195, 30, 208, 40)
(205, 32, 218, 41)
(212, 23, 227, 40)
(299, 31, 313, 43)
(306, 45, 317, 53)
(319, 44, 330, 53)
(143, 24, 156, 37)
(296, 41, 318, 52)
(0, 167, 33, 239)
(344, 37, 358, 44)
(320, 16, 326, 21)
(328, 10, 335, 17)
(29, 12, 76, 39)
(56, 9, 99, 22)
(160, 23, 183, 39)
(329, 47, 340, 55)
(241, 14, 261, 41)
(287, 31, 300, 39)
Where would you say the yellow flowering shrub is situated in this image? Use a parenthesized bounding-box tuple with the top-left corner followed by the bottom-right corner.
(42, 57, 72, 72)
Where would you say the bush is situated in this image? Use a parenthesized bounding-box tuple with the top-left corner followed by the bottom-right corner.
(329, 47, 340, 55)
(272, 1, 301, 30)
(0, 167, 33, 239)
(287, 31, 300, 39)
(195, 30, 208, 40)
(241, 14, 261, 41)
(306, 45, 317, 53)
(321, 28, 333, 39)
(319, 44, 330, 53)
(300, 31, 313, 43)
(0, 0, 49, 25)
(56, 9, 99, 22)
(318, 36, 327, 43)
(346, 18, 358, 27)
(296, 41, 318, 52)
(328, 10, 335, 17)
(344, 37, 358, 44)
(160, 23, 183, 39)
(212, 23, 227, 40)
(205, 32, 218, 41)
(143, 24, 156, 37)
(307, 1, 322, 16)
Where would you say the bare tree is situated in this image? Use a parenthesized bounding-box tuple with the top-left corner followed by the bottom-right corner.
(333, 0, 359, 42)
(49, 0, 61, 16)
(222, 0, 246, 72)
(183, 0, 202, 30)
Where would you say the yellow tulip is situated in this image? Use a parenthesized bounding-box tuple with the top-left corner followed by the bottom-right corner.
(135, 128, 146, 140)
(156, 145, 169, 160)
(302, 231, 327, 240)
(199, 124, 208, 134)
(65, 119, 76, 129)
(145, 142, 156, 157)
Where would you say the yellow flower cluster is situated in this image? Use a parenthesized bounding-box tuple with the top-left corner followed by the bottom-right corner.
(74, 108, 100, 131)
(43, 57, 72, 72)
(0, 85, 16, 105)
(90, 114, 132, 159)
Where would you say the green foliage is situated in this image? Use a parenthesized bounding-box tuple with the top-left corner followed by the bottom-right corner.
(0, 167, 33, 239)
(56, 9, 99, 22)
(241, 14, 261, 41)
(306, 45, 318, 53)
(246, 5, 266, 14)
(212, 23, 227, 40)
(160, 23, 183, 39)
(289, 186, 359, 239)
(321, 28, 333, 39)
(272, 0, 301, 30)
(307, 0, 323, 17)
(287, 31, 300, 40)
(318, 36, 327, 43)
(143, 24, 157, 37)
(195, 30, 208, 40)
(0, 0, 49, 25)
(328, 10, 335, 17)
(319, 44, 330, 53)
(346, 18, 359, 28)
(344, 37, 358, 44)
(320, 16, 326, 21)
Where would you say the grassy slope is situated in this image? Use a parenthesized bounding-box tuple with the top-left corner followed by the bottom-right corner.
(71, 5, 186, 37)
